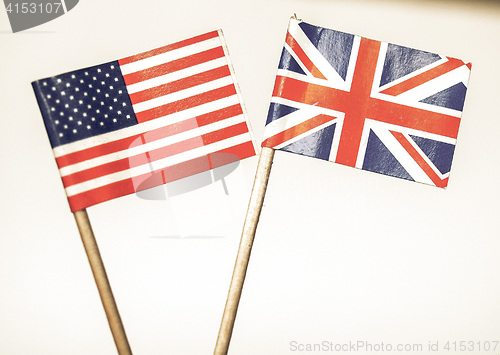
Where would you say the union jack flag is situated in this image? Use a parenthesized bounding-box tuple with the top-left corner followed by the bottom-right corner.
(262, 19, 471, 188)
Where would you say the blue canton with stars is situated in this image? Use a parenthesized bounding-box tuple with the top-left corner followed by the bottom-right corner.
(32, 60, 138, 148)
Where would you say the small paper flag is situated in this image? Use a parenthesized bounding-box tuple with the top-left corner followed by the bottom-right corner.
(33, 30, 257, 211)
(263, 18, 471, 188)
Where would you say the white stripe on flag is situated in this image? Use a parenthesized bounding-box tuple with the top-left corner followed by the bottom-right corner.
(119, 36, 222, 75)
(131, 75, 234, 113)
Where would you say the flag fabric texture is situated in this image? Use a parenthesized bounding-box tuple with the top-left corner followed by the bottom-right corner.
(263, 19, 471, 188)
(33, 30, 257, 212)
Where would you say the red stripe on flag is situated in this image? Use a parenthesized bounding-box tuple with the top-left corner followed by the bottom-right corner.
(66, 140, 255, 212)
(262, 114, 336, 148)
(56, 135, 143, 169)
(208, 141, 256, 168)
(67, 174, 142, 212)
(273, 75, 460, 139)
(122, 47, 225, 86)
(390, 131, 449, 188)
(129, 65, 231, 104)
(135, 84, 237, 123)
(335, 38, 381, 167)
(285, 32, 327, 80)
(118, 31, 219, 65)
(196, 104, 243, 126)
(380, 57, 465, 96)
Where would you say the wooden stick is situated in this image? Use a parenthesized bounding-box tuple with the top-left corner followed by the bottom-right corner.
(73, 209, 133, 355)
(214, 147, 275, 354)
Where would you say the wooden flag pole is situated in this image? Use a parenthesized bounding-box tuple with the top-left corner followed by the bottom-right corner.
(73, 209, 133, 355)
(214, 147, 275, 354)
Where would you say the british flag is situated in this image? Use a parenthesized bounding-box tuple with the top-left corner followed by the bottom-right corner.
(262, 19, 471, 188)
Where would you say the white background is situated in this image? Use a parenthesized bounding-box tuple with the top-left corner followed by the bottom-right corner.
(1, 1, 499, 354)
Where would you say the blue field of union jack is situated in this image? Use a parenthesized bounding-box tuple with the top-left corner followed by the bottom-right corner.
(263, 19, 471, 188)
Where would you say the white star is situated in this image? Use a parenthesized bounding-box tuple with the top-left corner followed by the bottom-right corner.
(72, 129, 77, 133)
(61, 91, 66, 96)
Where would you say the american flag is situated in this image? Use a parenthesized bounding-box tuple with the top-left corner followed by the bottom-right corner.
(263, 19, 471, 188)
(33, 30, 257, 212)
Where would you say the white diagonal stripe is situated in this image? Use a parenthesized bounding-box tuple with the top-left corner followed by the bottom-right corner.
(263, 97, 343, 141)
(370, 125, 434, 185)
(393, 65, 471, 102)
(288, 20, 346, 87)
